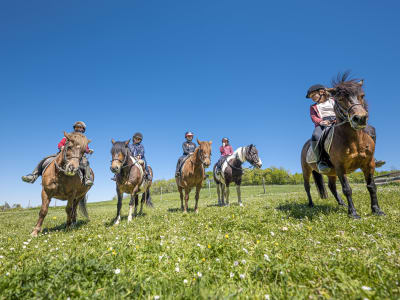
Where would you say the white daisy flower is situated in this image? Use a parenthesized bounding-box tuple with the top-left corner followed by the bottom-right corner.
(197, 272, 202, 278)
(362, 286, 372, 291)
(239, 274, 245, 279)
(114, 269, 121, 274)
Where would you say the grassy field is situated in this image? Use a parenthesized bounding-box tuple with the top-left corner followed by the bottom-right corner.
(0, 184, 399, 299)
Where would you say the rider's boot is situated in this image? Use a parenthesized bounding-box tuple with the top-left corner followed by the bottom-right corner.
(145, 166, 152, 181)
(22, 170, 39, 183)
(83, 165, 93, 186)
(312, 140, 332, 173)
(375, 160, 386, 168)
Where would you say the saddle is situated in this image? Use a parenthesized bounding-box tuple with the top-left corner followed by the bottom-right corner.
(306, 126, 335, 164)
(178, 154, 192, 174)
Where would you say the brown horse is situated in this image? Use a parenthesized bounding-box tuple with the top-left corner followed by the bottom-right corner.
(110, 139, 153, 224)
(301, 73, 384, 218)
(31, 132, 93, 237)
(176, 139, 212, 213)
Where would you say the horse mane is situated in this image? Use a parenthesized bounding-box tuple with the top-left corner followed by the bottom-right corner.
(111, 141, 130, 155)
(68, 132, 89, 148)
(331, 71, 369, 112)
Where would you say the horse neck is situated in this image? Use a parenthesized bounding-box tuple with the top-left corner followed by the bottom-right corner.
(234, 147, 246, 164)
(187, 148, 204, 171)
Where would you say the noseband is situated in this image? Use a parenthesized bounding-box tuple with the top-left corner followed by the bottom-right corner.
(111, 148, 130, 169)
(334, 99, 366, 128)
(197, 148, 209, 166)
(54, 141, 82, 173)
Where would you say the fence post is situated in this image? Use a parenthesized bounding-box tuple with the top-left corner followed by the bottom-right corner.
(262, 178, 266, 194)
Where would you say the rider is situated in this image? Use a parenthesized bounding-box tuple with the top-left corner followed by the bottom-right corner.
(21, 121, 94, 186)
(306, 84, 385, 172)
(175, 131, 196, 177)
(216, 137, 234, 175)
(129, 132, 152, 181)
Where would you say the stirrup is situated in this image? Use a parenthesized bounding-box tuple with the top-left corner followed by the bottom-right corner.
(317, 162, 332, 174)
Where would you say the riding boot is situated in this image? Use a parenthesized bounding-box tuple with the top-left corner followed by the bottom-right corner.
(21, 169, 39, 183)
(311, 140, 331, 173)
(175, 159, 181, 177)
(375, 160, 386, 168)
(83, 164, 93, 186)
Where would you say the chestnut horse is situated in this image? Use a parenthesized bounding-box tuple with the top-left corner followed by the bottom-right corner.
(213, 145, 262, 206)
(301, 74, 384, 218)
(31, 132, 93, 237)
(110, 139, 153, 224)
(176, 139, 212, 213)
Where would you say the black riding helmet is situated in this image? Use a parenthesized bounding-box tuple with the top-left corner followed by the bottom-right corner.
(133, 132, 143, 140)
(306, 84, 326, 98)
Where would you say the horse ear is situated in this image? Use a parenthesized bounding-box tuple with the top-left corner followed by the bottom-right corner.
(125, 139, 130, 146)
(325, 88, 336, 96)
(111, 138, 115, 144)
(64, 131, 70, 140)
(197, 138, 201, 144)
(358, 79, 364, 86)
(209, 141, 212, 145)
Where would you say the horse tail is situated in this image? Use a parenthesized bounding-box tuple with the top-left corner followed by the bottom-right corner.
(145, 190, 153, 207)
(312, 171, 328, 199)
(79, 195, 89, 219)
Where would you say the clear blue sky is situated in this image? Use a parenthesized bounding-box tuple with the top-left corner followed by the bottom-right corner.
(1, 1, 399, 206)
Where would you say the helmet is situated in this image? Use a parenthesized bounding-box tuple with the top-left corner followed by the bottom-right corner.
(306, 84, 326, 98)
(222, 137, 229, 142)
(185, 131, 194, 138)
(133, 132, 143, 140)
(73, 121, 86, 131)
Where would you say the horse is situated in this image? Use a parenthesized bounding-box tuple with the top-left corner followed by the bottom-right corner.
(176, 139, 212, 213)
(31, 132, 93, 237)
(213, 145, 262, 206)
(110, 139, 153, 224)
(301, 73, 384, 218)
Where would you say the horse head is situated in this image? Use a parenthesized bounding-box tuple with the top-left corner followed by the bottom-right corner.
(197, 138, 212, 168)
(62, 132, 90, 176)
(327, 73, 368, 130)
(245, 144, 262, 168)
(110, 139, 130, 174)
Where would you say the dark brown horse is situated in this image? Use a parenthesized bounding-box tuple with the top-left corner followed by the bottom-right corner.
(213, 145, 262, 206)
(176, 139, 212, 213)
(301, 74, 384, 218)
(110, 140, 153, 224)
(31, 132, 93, 236)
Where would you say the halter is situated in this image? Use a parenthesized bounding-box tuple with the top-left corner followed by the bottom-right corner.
(111, 147, 131, 169)
(334, 99, 366, 128)
(54, 141, 82, 174)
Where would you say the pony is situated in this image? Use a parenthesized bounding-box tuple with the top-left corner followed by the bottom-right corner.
(301, 73, 384, 218)
(213, 145, 262, 206)
(110, 139, 153, 224)
(31, 132, 93, 236)
(176, 139, 212, 213)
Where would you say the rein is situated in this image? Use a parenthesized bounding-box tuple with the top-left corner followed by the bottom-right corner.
(111, 148, 130, 169)
(334, 100, 365, 128)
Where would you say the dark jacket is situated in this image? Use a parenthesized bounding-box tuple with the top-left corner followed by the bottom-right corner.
(129, 143, 145, 159)
(182, 141, 196, 155)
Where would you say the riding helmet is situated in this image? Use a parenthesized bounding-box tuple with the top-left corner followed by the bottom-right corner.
(133, 132, 143, 140)
(306, 84, 326, 98)
(73, 121, 86, 131)
(185, 131, 194, 138)
(222, 137, 229, 143)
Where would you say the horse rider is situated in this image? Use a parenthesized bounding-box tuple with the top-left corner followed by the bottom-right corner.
(216, 137, 234, 175)
(175, 131, 196, 177)
(21, 121, 94, 186)
(129, 132, 152, 181)
(306, 84, 385, 173)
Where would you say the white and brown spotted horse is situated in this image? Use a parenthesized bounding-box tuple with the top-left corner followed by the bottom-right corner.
(110, 139, 153, 224)
(213, 145, 262, 206)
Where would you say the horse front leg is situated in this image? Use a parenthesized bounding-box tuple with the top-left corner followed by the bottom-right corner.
(328, 176, 345, 206)
(362, 164, 385, 216)
(221, 185, 226, 206)
(128, 194, 135, 222)
(178, 187, 184, 211)
(225, 184, 230, 206)
(337, 172, 360, 219)
(194, 185, 201, 213)
(66, 199, 74, 229)
(114, 187, 123, 225)
(184, 188, 190, 213)
(216, 184, 222, 206)
(139, 193, 145, 215)
(236, 185, 243, 206)
(31, 189, 51, 237)
(71, 199, 78, 226)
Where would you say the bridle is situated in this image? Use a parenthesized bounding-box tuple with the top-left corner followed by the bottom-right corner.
(197, 147, 210, 166)
(245, 146, 261, 168)
(334, 98, 366, 128)
(54, 141, 82, 174)
(111, 147, 131, 169)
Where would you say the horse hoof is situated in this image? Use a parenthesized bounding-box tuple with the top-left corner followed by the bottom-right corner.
(195, 209, 199, 214)
(308, 203, 314, 208)
(349, 213, 361, 219)
(127, 217, 132, 223)
(31, 231, 38, 237)
(373, 210, 385, 216)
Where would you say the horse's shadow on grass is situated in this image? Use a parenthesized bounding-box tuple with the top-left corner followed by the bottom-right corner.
(167, 207, 197, 213)
(104, 213, 148, 227)
(43, 219, 89, 234)
(275, 202, 345, 219)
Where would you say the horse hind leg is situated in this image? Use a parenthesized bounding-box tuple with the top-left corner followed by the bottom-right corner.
(114, 187, 123, 225)
(225, 184, 230, 206)
(139, 193, 145, 215)
(328, 176, 345, 206)
(302, 164, 314, 207)
(128, 194, 135, 222)
(31, 189, 51, 237)
(178, 186, 184, 211)
(216, 183, 222, 206)
(194, 185, 201, 213)
(236, 185, 242, 206)
(184, 188, 190, 213)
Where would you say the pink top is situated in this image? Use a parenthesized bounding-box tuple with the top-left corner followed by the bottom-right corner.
(220, 145, 233, 156)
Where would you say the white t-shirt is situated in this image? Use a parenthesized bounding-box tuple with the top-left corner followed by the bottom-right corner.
(317, 98, 335, 119)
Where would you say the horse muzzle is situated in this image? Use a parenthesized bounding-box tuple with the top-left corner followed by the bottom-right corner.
(110, 166, 121, 174)
(65, 164, 78, 176)
(350, 114, 368, 130)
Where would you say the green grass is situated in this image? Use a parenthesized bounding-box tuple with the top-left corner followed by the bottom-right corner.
(0, 184, 399, 299)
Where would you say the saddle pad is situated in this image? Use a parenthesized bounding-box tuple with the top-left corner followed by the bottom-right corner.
(179, 154, 193, 173)
(42, 156, 56, 174)
(130, 156, 147, 190)
(306, 127, 335, 164)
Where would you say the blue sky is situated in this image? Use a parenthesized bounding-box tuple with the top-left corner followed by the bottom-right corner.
(1, 1, 399, 206)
